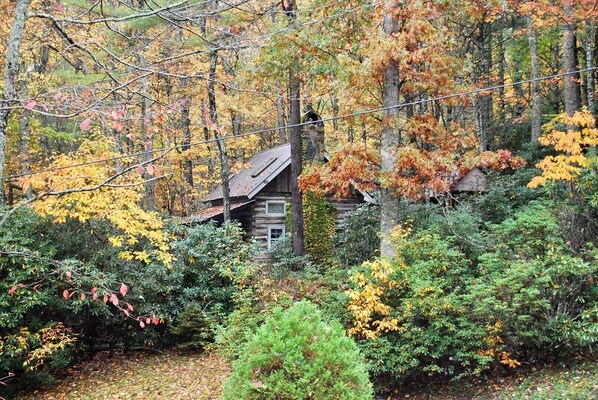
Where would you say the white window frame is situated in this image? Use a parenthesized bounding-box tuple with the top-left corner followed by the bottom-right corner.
(265, 201, 286, 216)
(267, 225, 286, 250)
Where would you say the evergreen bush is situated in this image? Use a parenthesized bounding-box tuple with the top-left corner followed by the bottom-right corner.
(221, 301, 373, 400)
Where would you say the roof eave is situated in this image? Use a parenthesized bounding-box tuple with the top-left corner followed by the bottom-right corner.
(246, 157, 292, 199)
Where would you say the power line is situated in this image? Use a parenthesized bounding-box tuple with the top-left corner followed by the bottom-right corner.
(2, 66, 596, 181)
(5, 1, 379, 117)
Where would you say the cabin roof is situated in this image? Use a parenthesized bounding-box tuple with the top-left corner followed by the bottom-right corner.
(451, 167, 487, 192)
(204, 144, 291, 202)
(184, 200, 254, 223)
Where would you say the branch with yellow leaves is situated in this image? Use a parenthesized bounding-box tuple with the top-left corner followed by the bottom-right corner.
(0, 150, 170, 229)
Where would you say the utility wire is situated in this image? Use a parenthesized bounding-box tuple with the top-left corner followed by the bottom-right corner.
(5, 1, 379, 115)
(2, 66, 596, 181)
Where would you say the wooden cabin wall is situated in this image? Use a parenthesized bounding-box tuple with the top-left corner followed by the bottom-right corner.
(261, 166, 292, 193)
(329, 198, 362, 230)
(251, 193, 289, 246)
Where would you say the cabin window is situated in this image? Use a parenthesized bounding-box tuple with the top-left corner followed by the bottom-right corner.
(266, 201, 286, 216)
(267, 226, 285, 250)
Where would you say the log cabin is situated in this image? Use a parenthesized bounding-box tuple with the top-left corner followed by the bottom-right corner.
(195, 143, 372, 250)
(192, 109, 486, 250)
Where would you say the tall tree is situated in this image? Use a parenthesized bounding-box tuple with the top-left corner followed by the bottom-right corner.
(563, 1, 582, 118)
(474, 18, 494, 151)
(209, 50, 232, 223)
(284, 0, 305, 256)
(528, 16, 542, 142)
(0, 0, 30, 206)
(379, 0, 401, 259)
(585, 20, 596, 123)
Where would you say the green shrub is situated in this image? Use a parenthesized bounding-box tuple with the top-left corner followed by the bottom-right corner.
(303, 192, 336, 264)
(0, 212, 256, 395)
(171, 304, 220, 350)
(335, 204, 380, 266)
(346, 230, 491, 385)
(221, 301, 373, 400)
(346, 203, 597, 385)
(472, 167, 544, 224)
(269, 234, 314, 271)
(467, 203, 598, 361)
(469, 252, 597, 361)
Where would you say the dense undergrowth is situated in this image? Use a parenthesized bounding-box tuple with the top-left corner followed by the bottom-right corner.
(2, 150, 597, 398)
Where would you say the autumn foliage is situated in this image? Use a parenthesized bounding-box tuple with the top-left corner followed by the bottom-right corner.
(529, 110, 598, 188)
(301, 117, 525, 200)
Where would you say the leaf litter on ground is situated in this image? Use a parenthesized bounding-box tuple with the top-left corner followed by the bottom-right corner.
(14, 350, 230, 400)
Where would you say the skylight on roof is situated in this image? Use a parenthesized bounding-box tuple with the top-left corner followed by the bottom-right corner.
(251, 157, 277, 178)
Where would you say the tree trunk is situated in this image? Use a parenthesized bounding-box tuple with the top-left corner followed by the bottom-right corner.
(180, 81, 193, 215)
(19, 111, 32, 199)
(474, 19, 493, 151)
(284, 0, 304, 256)
(276, 85, 287, 144)
(563, 2, 582, 118)
(586, 21, 596, 123)
(201, 100, 215, 192)
(380, 0, 401, 259)
(221, 50, 243, 161)
(137, 54, 155, 210)
(209, 51, 231, 223)
(289, 70, 304, 256)
(0, 0, 30, 206)
(528, 16, 542, 143)
(270, 9, 287, 146)
(497, 18, 506, 118)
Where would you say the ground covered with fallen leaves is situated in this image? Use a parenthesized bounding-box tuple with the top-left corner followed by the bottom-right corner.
(386, 359, 598, 400)
(13, 351, 597, 400)
(14, 351, 230, 400)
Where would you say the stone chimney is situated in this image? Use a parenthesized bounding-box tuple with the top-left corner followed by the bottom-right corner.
(303, 108, 324, 163)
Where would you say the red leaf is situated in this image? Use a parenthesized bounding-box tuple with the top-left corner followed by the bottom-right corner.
(111, 110, 120, 120)
(25, 100, 36, 110)
(119, 283, 128, 297)
(110, 294, 119, 306)
(123, 310, 130, 317)
(126, 303, 134, 311)
(152, 316, 160, 325)
(80, 293, 86, 301)
(93, 292, 98, 301)
(103, 294, 108, 303)
(139, 321, 146, 328)
(145, 318, 151, 325)
(91, 287, 96, 294)
(80, 117, 92, 132)
(63, 289, 69, 299)
(53, 92, 63, 100)
(145, 165, 155, 176)
(136, 165, 144, 174)
(54, 3, 64, 12)
(8, 285, 18, 296)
